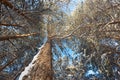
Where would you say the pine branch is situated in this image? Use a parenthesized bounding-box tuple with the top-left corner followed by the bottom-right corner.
(0, 23, 23, 27)
(0, 0, 36, 24)
(0, 32, 40, 41)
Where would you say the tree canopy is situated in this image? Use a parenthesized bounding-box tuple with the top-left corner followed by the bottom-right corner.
(0, 0, 120, 80)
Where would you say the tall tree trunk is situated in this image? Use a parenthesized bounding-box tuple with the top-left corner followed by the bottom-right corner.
(20, 39, 53, 80)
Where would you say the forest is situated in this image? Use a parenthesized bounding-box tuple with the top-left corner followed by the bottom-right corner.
(0, 0, 120, 80)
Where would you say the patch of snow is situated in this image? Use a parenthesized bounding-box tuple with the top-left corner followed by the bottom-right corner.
(19, 44, 45, 80)
(85, 70, 99, 77)
(101, 53, 107, 59)
(68, 74, 73, 77)
(87, 70, 95, 75)
(66, 65, 76, 70)
(118, 71, 120, 75)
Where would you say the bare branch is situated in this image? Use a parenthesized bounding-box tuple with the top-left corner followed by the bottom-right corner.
(53, 24, 83, 39)
(0, 23, 23, 27)
(0, 57, 17, 72)
(98, 20, 120, 26)
(0, 32, 40, 41)
(99, 30, 120, 32)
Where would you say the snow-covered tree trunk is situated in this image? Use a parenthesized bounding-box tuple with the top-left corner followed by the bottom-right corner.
(19, 39, 53, 80)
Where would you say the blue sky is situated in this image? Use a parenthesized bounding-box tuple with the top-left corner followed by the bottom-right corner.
(68, 0, 84, 11)
(61, 0, 84, 14)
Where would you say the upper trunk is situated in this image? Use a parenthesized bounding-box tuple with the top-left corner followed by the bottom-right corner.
(19, 39, 53, 80)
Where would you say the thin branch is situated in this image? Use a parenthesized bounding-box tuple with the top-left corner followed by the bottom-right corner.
(99, 30, 120, 32)
(53, 24, 83, 39)
(99, 35, 120, 41)
(22, 8, 52, 14)
(100, 43, 120, 55)
(0, 57, 17, 72)
(0, 32, 40, 41)
(0, 23, 23, 27)
(98, 20, 120, 26)
(107, 3, 120, 10)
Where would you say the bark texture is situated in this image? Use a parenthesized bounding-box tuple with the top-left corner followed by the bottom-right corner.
(22, 40, 53, 80)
